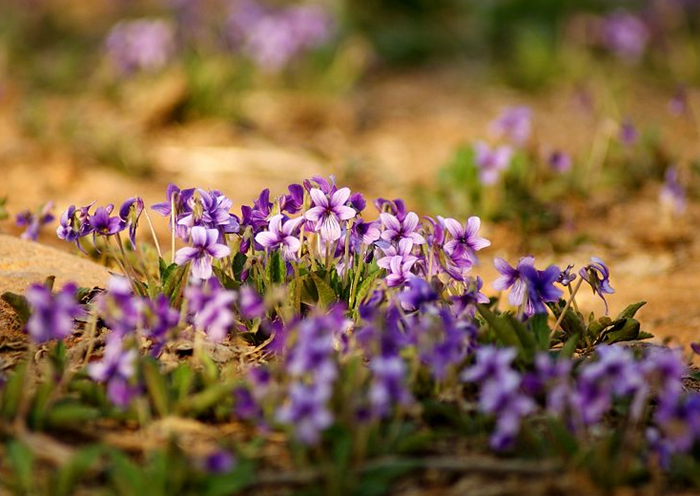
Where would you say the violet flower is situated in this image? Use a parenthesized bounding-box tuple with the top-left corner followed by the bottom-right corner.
(56, 203, 94, 250)
(186, 281, 236, 343)
(660, 166, 686, 214)
(305, 187, 356, 242)
(87, 336, 138, 408)
(489, 106, 532, 146)
(204, 450, 236, 474)
(520, 263, 563, 315)
(174, 226, 231, 280)
(579, 257, 615, 314)
(99, 277, 141, 337)
(492, 256, 535, 307)
(369, 353, 412, 418)
(16, 201, 54, 241)
(379, 211, 425, 245)
(377, 239, 419, 288)
(474, 142, 512, 185)
(602, 12, 649, 63)
(443, 216, 490, 262)
(118, 197, 144, 248)
(25, 283, 83, 344)
(178, 189, 240, 240)
(276, 381, 333, 445)
(105, 19, 175, 75)
(140, 294, 179, 355)
(90, 204, 124, 248)
(255, 214, 305, 261)
(619, 118, 638, 146)
(557, 264, 577, 287)
(548, 151, 572, 173)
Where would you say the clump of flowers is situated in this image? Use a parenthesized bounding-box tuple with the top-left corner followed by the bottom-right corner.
(105, 19, 176, 75)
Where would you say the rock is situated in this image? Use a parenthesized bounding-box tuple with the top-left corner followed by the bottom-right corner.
(0, 234, 112, 343)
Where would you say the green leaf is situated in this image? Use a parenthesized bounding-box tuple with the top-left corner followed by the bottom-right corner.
(232, 252, 247, 282)
(601, 318, 640, 344)
(477, 304, 522, 351)
(178, 382, 235, 417)
(1, 291, 31, 325)
(109, 449, 145, 495)
(143, 358, 171, 417)
(212, 266, 240, 290)
(615, 301, 647, 320)
(7, 440, 35, 493)
(45, 402, 100, 429)
(205, 459, 256, 496)
(162, 262, 189, 305)
(505, 314, 536, 358)
(54, 445, 104, 496)
(353, 269, 382, 308)
(559, 333, 580, 359)
(529, 313, 551, 350)
(311, 273, 337, 308)
(357, 459, 420, 496)
(265, 250, 286, 285)
(1, 361, 27, 419)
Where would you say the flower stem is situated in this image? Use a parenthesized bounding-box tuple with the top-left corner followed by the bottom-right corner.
(553, 278, 583, 333)
(142, 208, 162, 259)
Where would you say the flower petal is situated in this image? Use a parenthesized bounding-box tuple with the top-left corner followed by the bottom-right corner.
(330, 187, 351, 207)
(443, 218, 464, 239)
(309, 188, 329, 208)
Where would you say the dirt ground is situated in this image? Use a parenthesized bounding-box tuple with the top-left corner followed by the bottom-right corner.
(0, 65, 698, 358)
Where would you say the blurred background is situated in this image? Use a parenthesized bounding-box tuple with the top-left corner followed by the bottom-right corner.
(1, 0, 700, 347)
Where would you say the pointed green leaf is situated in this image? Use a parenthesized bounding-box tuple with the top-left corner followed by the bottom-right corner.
(311, 273, 337, 308)
(143, 358, 170, 417)
(477, 304, 522, 351)
(1, 291, 31, 325)
(615, 301, 647, 321)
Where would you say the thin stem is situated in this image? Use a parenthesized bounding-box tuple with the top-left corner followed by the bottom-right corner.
(170, 195, 176, 264)
(553, 278, 583, 332)
(82, 312, 99, 367)
(142, 208, 162, 259)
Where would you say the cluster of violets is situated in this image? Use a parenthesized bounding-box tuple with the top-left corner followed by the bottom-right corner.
(17, 177, 698, 468)
(226, 0, 334, 73)
(474, 105, 573, 185)
(104, 0, 333, 75)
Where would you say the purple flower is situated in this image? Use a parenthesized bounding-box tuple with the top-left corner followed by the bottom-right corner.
(99, 277, 141, 336)
(105, 19, 175, 75)
(352, 219, 381, 248)
(520, 263, 563, 315)
(377, 239, 419, 288)
(660, 166, 686, 214)
(619, 118, 638, 146)
(443, 217, 490, 262)
(579, 257, 615, 314)
(140, 294, 179, 354)
(492, 256, 535, 307)
(380, 211, 425, 245)
(175, 226, 231, 280)
(474, 142, 512, 185)
(602, 12, 649, 63)
(304, 187, 356, 242)
(452, 276, 489, 318)
(548, 151, 572, 173)
(238, 286, 265, 320)
(557, 264, 577, 287)
(280, 183, 305, 214)
(397, 277, 438, 311)
(462, 346, 534, 450)
(16, 201, 54, 241)
(25, 283, 83, 344)
(118, 197, 144, 249)
(87, 336, 138, 408)
(204, 450, 236, 474)
(254, 214, 305, 261)
(178, 189, 240, 239)
(90, 204, 124, 247)
(490, 106, 532, 145)
(186, 281, 236, 342)
(56, 203, 94, 250)
(691, 342, 700, 355)
(276, 381, 333, 445)
(369, 354, 412, 417)
(669, 86, 689, 117)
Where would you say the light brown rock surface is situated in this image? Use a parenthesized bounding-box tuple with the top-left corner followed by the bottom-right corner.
(0, 234, 112, 342)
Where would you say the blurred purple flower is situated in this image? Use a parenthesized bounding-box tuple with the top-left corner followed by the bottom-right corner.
(660, 166, 686, 214)
(602, 12, 649, 62)
(548, 150, 572, 173)
(186, 280, 235, 342)
(276, 381, 333, 444)
(16, 201, 54, 241)
(490, 106, 532, 146)
(474, 142, 512, 185)
(118, 197, 144, 249)
(520, 263, 563, 315)
(619, 118, 638, 146)
(204, 450, 236, 474)
(369, 353, 412, 417)
(25, 283, 83, 344)
(87, 336, 138, 408)
(106, 19, 175, 75)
